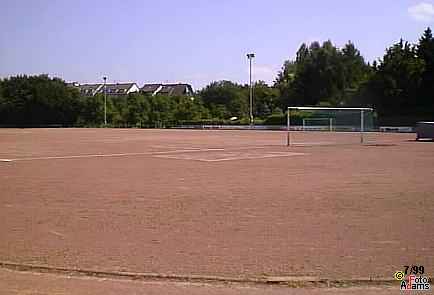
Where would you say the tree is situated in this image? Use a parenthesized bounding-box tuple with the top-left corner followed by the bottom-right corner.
(124, 93, 151, 127)
(365, 39, 425, 119)
(198, 81, 248, 119)
(76, 93, 104, 125)
(274, 60, 296, 109)
(417, 27, 434, 111)
(147, 95, 176, 126)
(418, 27, 434, 66)
(342, 41, 371, 89)
(278, 41, 342, 106)
(253, 81, 280, 117)
(0, 75, 80, 126)
(276, 40, 373, 109)
(172, 96, 207, 122)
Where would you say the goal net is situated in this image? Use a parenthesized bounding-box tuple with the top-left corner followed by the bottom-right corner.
(287, 107, 374, 146)
(302, 118, 334, 131)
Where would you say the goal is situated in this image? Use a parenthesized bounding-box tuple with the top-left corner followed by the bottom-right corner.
(286, 107, 374, 146)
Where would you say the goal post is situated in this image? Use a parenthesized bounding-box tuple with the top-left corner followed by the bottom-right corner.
(286, 107, 374, 146)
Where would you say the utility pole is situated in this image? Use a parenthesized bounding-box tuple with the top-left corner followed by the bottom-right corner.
(247, 53, 255, 127)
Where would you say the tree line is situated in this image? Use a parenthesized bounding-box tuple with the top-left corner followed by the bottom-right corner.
(0, 27, 432, 127)
(0, 75, 210, 127)
(274, 27, 434, 125)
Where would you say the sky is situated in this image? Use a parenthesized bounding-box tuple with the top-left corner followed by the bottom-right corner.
(1, 0, 434, 89)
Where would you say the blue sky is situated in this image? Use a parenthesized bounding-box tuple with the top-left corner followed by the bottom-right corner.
(1, 0, 433, 89)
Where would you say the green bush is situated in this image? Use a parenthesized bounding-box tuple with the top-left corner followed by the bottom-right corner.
(263, 114, 286, 125)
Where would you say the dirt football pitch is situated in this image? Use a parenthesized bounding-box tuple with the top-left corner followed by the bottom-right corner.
(0, 128, 433, 294)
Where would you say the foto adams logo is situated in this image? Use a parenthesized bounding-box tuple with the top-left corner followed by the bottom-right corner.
(395, 266, 432, 291)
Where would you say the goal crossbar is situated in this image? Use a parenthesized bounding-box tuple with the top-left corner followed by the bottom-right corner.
(286, 106, 373, 146)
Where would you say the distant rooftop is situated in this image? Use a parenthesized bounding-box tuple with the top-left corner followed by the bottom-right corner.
(141, 83, 194, 96)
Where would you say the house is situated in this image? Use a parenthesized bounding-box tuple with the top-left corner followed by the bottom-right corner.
(69, 81, 193, 97)
(69, 82, 140, 97)
(77, 84, 104, 97)
(140, 84, 163, 96)
(66, 82, 80, 87)
(96, 83, 140, 96)
(159, 84, 194, 96)
(140, 83, 194, 97)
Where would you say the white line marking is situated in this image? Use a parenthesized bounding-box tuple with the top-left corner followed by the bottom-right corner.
(290, 142, 333, 146)
(48, 230, 65, 238)
(3, 146, 285, 163)
(154, 152, 307, 162)
(370, 240, 400, 245)
(150, 146, 203, 150)
(203, 153, 306, 162)
(5, 148, 227, 162)
(9, 153, 151, 161)
(153, 148, 225, 154)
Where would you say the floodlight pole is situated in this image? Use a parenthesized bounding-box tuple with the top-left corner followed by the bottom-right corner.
(103, 76, 107, 126)
(247, 53, 255, 127)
